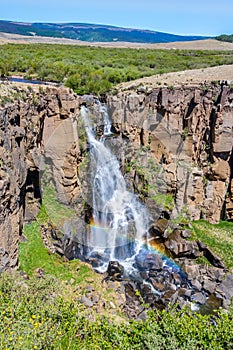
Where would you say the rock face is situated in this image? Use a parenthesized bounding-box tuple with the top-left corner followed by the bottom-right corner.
(0, 81, 233, 273)
(0, 84, 80, 271)
(107, 82, 233, 224)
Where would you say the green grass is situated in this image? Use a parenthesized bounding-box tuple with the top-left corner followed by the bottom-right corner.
(191, 220, 233, 269)
(19, 199, 122, 305)
(39, 184, 76, 229)
(19, 221, 93, 283)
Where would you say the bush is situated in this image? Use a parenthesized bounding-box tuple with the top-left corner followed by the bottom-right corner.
(1, 44, 233, 95)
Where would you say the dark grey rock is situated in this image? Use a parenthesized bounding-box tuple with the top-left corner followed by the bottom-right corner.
(80, 295, 94, 308)
(216, 274, 233, 300)
(135, 252, 163, 271)
(178, 288, 192, 298)
(202, 279, 216, 294)
(149, 218, 169, 238)
(212, 268, 225, 282)
(170, 290, 179, 304)
(139, 283, 152, 295)
(163, 289, 178, 300)
(124, 282, 138, 301)
(150, 279, 166, 292)
(166, 282, 177, 291)
(140, 271, 149, 280)
(181, 229, 191, 239)
(191, 280, 202, 291)
(144, 254, 163, 270)
(135, 310, 147, 322)
(106, 261, 124, 280)
(165, 231, 199, 258)
(197, 240, 225, 269)
(191, 292, 207, 305)
(184, 264, 200, 279)
(172, 272, 182, 285)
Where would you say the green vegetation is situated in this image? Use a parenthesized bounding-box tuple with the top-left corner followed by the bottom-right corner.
(19, 221, 92, 283)
(216, 34, 233, 43)
(153, 194, 175, 212)
(0, 44, 233, 95)
(191, 220, 233, 269)
(19, 183, 90, 283)
(126, 148, 174, 212)
(170, 205, 192, 227)
(18, 209, 124, 301)
(0, 270, 233, 349)
(39, 184, 76, 228)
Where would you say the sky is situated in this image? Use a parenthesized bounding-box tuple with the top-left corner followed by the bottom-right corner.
(1, 0, 233, 36)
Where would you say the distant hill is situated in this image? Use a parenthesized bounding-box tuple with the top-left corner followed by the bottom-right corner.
(216, 34, 233, 43)
(0, 20, 210, 43)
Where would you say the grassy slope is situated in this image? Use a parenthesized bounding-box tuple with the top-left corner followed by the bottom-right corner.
(191, 220, 233, 269)
(1, 268, 233, 349)
(39, 184, 76, 229)
(19, 221, 93, 283)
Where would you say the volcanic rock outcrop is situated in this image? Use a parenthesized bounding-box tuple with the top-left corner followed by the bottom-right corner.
(108, 82, 233, 224)
(0, 84, 80, 271)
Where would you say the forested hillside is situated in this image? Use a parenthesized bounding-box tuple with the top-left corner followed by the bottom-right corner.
(216, 34, 233, 43)
(0, 20, 209, 43)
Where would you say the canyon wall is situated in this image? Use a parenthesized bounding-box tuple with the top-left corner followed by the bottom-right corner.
(107, 83, 233, 224)
(0, 82, 232, 271)
(0, 85, 80, 271)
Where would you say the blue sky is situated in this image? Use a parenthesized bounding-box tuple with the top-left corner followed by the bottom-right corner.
(1, 0, 232, 36)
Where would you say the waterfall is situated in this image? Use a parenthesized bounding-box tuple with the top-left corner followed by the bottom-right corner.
(81, 104, 150, 273)
(97, 100, 112, 136)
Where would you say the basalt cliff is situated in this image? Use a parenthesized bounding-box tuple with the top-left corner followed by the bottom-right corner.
(108, 83, 233, 224)
(0, 85, 80, 270)
(0, 81, 232, 273)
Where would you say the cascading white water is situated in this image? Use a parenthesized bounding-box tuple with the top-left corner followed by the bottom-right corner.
(97, 100, 112, 136)
(81, 104, 150, 272)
